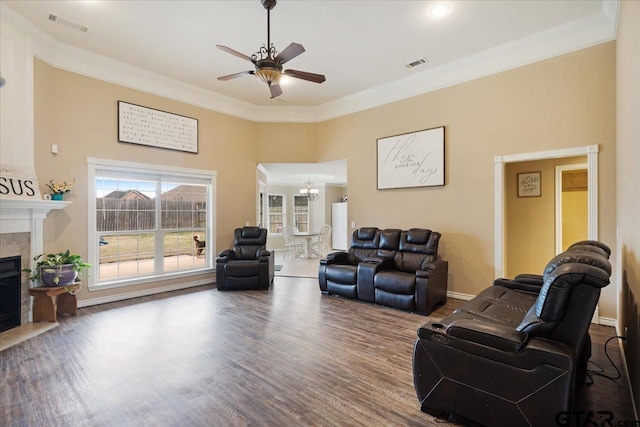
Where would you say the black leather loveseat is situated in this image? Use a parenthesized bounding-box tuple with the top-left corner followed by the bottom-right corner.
(318, 227, 448, 315)
(412, 242, 611, 426)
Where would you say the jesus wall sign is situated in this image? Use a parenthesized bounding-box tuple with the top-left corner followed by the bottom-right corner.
(376, 126, 445, 190)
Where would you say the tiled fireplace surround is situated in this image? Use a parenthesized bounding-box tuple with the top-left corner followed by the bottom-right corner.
(0, 199, 70, 324)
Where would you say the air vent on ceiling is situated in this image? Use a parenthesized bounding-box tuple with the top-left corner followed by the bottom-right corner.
(405, 58, 429, 69)
(48, 13, 89, 32)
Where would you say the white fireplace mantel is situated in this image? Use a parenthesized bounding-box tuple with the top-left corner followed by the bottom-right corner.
(0, 198, 71, 262)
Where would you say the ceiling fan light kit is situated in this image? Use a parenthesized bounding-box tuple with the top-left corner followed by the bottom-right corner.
(216, 0, 325, 98)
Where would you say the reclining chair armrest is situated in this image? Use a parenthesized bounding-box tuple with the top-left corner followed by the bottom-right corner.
(416, 259, 448, 277)
(415, 260, 448, 314)
(446, 319, 528, 353)
(319, 251, 349, 293)
(418, 322, 574, 368)
(321, 251, 349, 265)
(258, 249, 272, 260)
(216, 249, 236, 263)
(493, 278, 542, 294)
(514, 273, 544, 285)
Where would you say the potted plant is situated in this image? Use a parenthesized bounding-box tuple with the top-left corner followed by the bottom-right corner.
(23, 250, 91, 287)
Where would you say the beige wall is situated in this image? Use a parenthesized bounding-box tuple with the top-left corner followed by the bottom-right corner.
(33, 42, 617, 318)
(505, 156, 586, 277)
(616, 0, 640, 412)
(256, 122, 318, 163)
(315, 43, 617, 316)
(562, 191, 588, 250)
(34, 61, 258, 302)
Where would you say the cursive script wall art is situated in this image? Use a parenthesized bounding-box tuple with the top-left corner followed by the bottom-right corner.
(377, 126, 445, 190)
(118, 101, 198, 153)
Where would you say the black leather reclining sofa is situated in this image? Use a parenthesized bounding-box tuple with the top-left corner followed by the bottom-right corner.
(412, 241, 611, 426)
(318, 227, 448, 315)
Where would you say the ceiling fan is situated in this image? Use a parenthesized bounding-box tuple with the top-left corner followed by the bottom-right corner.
(216, 0, 326, 99)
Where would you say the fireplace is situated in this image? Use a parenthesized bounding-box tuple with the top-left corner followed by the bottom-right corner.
(0, 256, 21, 333)
(0, 199, 69, 327)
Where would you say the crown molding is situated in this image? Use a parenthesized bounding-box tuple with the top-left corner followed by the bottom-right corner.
(1, 1, 619, 124)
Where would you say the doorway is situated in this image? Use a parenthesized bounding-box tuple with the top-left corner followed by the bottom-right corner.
(555, 164, 588, 253)
(257, 160, 348, 278)
(495, 145, 599, 279)
(495, 145, 600, 322)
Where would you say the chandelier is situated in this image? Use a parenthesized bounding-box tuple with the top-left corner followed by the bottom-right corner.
(300, 180, 319, 201)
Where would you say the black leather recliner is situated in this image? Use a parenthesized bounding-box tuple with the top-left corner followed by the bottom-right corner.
(318, 227, 380, 299)
(413, 248, 611, 427)
(369, 229, 447, 314)
(216, 227, 274, 291)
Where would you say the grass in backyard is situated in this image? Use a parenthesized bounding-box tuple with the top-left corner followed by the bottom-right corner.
(99, 231, 204, 263)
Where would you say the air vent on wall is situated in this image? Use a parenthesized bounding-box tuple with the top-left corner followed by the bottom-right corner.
(48, 13, 89, 32)
(405, 58, 429, 68)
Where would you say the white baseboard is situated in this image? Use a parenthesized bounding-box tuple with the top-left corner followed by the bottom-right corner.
(77, 279, 214, 308)
(598, 316, 617, 327)
(446, 291, 476, 301)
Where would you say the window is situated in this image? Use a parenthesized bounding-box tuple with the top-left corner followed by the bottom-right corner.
(293, 195, 309, 232)
(267, 194, 285, 234)
(88, 158, 215, 289)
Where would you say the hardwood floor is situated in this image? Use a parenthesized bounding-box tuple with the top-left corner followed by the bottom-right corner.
(274, 250, 320, 278)
(0, 278, 635, 426)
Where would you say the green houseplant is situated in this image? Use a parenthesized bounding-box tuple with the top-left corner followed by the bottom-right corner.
(23, 250, 91, 287)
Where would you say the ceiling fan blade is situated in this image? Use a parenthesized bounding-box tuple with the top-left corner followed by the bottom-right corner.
(217, 70, 254, 81)
(283, 69, 326, 84)
(216, 45, 256, 63)
(269, 83, 283, 98)
(275, 42, 305, 64)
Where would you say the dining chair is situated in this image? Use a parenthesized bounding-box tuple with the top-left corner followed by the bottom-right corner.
(312, 224, 332, 258)
(283, 225, 303, 259)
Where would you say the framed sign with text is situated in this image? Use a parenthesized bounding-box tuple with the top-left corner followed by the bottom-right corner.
(0, 165, 42, 200)
(517, 171, 541, 197)
(118, 101, 198, 154)
(377, 126, 445, 190)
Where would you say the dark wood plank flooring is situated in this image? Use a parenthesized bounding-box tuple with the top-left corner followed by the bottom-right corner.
(0, 277, 635, 426)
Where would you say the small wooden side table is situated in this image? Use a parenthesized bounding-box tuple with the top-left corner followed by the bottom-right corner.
(29, 283, 80, 322)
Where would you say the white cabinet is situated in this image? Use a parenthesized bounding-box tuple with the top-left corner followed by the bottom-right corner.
(331, 202, 348, 250)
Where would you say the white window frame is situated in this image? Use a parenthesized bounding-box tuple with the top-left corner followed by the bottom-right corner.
(293, 195, 310, 232)
(267, 193, 285, 235)
(87, 157, 216, 290)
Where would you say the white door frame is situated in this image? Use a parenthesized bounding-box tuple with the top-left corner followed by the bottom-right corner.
(494, 144, 599, 279)
(555, 163, 589, 254)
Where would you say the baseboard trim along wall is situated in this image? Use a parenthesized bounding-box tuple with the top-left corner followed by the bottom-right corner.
(446, 291, 475, 301)
(77, 279, 214, 308)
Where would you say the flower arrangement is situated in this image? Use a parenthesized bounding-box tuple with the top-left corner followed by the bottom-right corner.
(47, 178, 76, 195)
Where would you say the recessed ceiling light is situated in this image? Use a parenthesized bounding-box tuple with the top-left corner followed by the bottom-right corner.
(430, 4, 450, 18)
